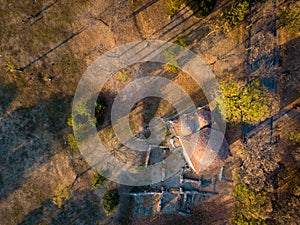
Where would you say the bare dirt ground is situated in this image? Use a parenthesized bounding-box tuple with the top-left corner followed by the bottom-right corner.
(0, 0, 299, 224)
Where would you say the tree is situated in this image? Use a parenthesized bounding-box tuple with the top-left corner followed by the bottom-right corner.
(102, 189, 120, 215)
(67, 96, 107, 148)
(230, 120, 282, 224)
(217, 78, 275, 125)
(231, 181, 272, 224)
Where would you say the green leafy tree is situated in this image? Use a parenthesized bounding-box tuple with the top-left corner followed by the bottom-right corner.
(217, 78, 274, 125)
(231, 174, 272, 224)
(102, 189, 120, 215)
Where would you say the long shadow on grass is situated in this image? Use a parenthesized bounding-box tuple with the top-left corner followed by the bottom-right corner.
(0, 93, 72, 201)
(0, 77, 18, 115)
(18, 189, 102, 225)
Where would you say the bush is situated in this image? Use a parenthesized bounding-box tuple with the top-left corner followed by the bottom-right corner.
(174, 36, 187, 47)
(289, 130, 300, 144)
(92, 171, 108, 188)
(117, 70, 130, 82)
(224, 0, 249, 27)
(68, 133, 78, 149)
(102, 189, 120, 215)
(166, 0, 183, 16)
(52, 184, 72, 208)
(6, 61, 16, 72)
(279, 7, 300, 33)
(66, 96, 107, 148)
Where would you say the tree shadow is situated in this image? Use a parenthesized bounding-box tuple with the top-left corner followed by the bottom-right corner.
(18, 189, 102, 225)
(0, 77, 18, 115)
(242, 35, 300, 143)
(17, 199, 56, 225)
(0, 93, 72, 201)
(50, 189, 102, 225)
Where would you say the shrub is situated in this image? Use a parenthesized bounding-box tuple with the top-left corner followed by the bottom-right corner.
(67, 96, 107, 148)
(289, 130, 300, 144)
(166, 0, 183, 16)
(95, 96, 107, 127)
(102, 189, 120, 215)
(67, 117, 73, 127)
(92, 171, 108, 188)
(165, 128, 172, 136)
(279, 7, 300, 33)
(68, 133, 78, 149)
(224, 0, 249, 27)
(117, 70, 130, 82)
(174, 36, 187, 47)
(52, 184, 72, 208)
(6, 61, 16, 72)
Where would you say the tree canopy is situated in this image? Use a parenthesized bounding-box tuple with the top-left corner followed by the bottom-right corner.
(102, 189, 120, 215)
(217, 78, 274, 125)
